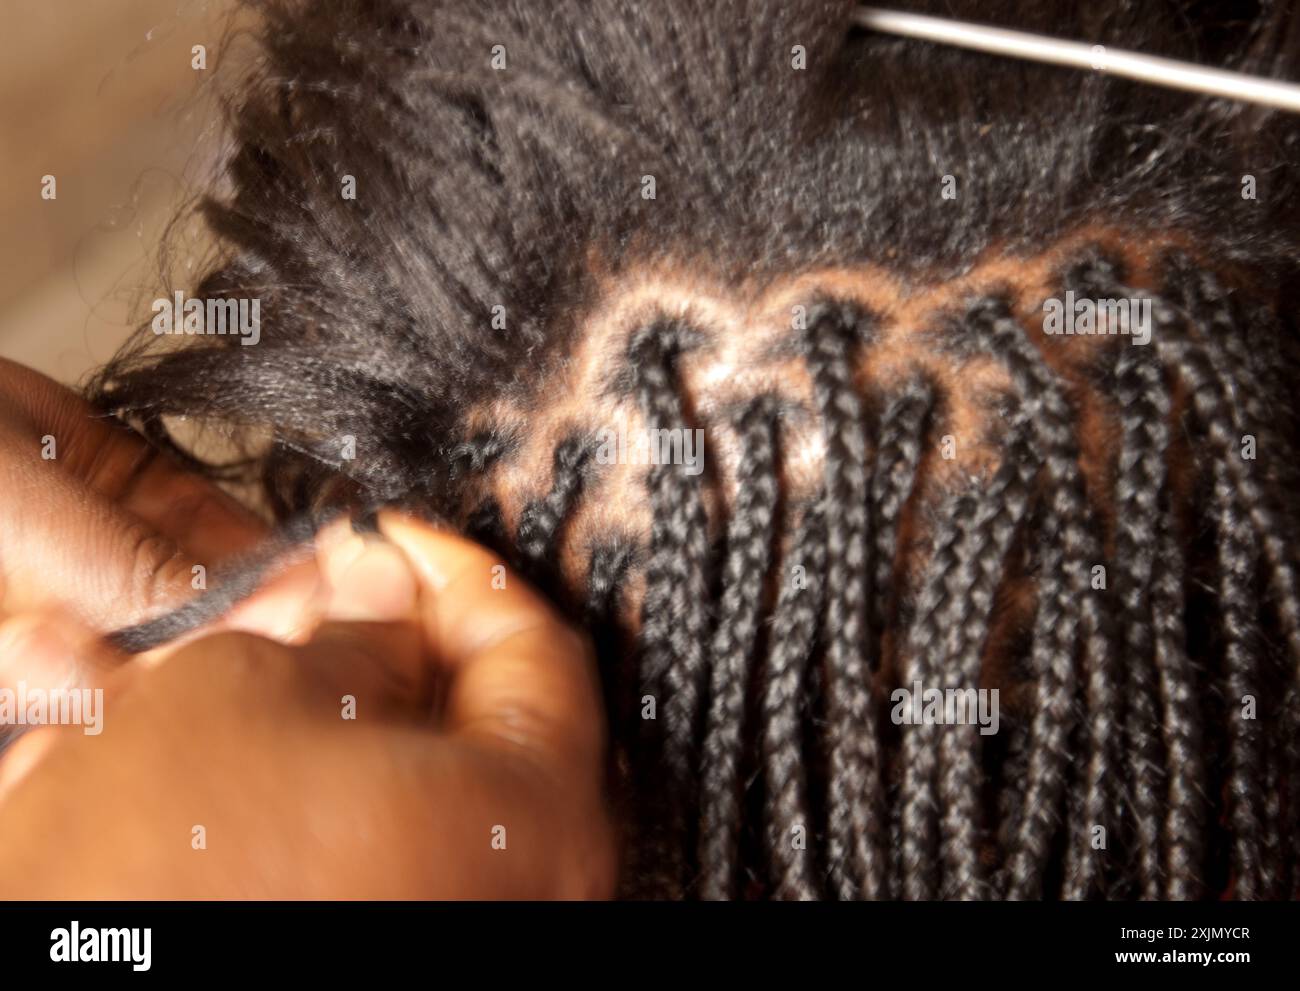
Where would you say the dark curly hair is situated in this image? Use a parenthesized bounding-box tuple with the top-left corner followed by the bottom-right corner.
(91, 0, 1300, 900)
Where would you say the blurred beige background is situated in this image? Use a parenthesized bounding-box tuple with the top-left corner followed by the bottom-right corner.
(0, 0, 234, 385)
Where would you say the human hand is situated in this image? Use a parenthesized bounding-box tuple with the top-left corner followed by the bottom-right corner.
(0, 513, 616, 899)
(0, 357, 266, 630)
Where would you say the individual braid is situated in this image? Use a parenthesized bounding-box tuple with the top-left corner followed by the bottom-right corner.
(869, 378, 935, 643)
(464, 497, 508, 547)
(868, 378, 937, 898)
(628, 320, 713, 888)
(993, 705, 1031, 892)
(932, 423, 1035, 900)
(440, 433, 513, 537)
(895, 491, 972, 901)
(583, 537, 647, 900)
(446, 432, 511, 481)
(968, 297, 1116, 899)
(801, 301, 887, 900)
(1149, 512, 1204, 899)
(515, 434, 593, 582)
(1209, 454, 1270, 899)
(1112, 339, 1172, 899)
(1259, 712, 1287, 897)
(585, 540, 637, 624)
(584, 537, 639, 721)
(699, 400, 781, 900)
(760, 502, 828, 900)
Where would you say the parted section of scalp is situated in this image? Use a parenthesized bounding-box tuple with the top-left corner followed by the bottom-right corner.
(457, 227, 1196, 608)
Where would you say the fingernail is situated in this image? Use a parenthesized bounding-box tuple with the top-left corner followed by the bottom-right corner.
(216, 557, 330, 646)
(320, 531, 368, 590)
(326, 538, 418, 623)
(375, 512, 462, 591)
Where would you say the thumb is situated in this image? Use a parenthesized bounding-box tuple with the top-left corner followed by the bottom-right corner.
(291, 533, 433, 719)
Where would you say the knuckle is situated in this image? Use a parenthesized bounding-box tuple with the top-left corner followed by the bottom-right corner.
(122, 521, 191, 613)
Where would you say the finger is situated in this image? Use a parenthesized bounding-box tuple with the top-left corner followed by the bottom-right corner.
(0, 610, 120, 695)
(376, 512, 605, 780)
(0, 474, 202, 629)
(0, 358, 265, 561)
(178, 554, 328, 649)
(0, 728, 60, 803)
(0, 611, 127, 781)
(291, 534, 431, 717)
(215, 516, 415, 655)
(120, 518, 383, 660)
(82, 440, 266, 567)
(155, 524, 430, 715)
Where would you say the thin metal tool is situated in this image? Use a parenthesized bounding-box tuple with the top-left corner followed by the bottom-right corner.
(852, 6, 1300, 114)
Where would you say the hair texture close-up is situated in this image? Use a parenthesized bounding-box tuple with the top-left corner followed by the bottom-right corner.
(87, 0, 1300, 900)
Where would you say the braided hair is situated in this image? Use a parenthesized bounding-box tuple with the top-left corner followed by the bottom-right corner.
(92, 0, 1300, 898)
